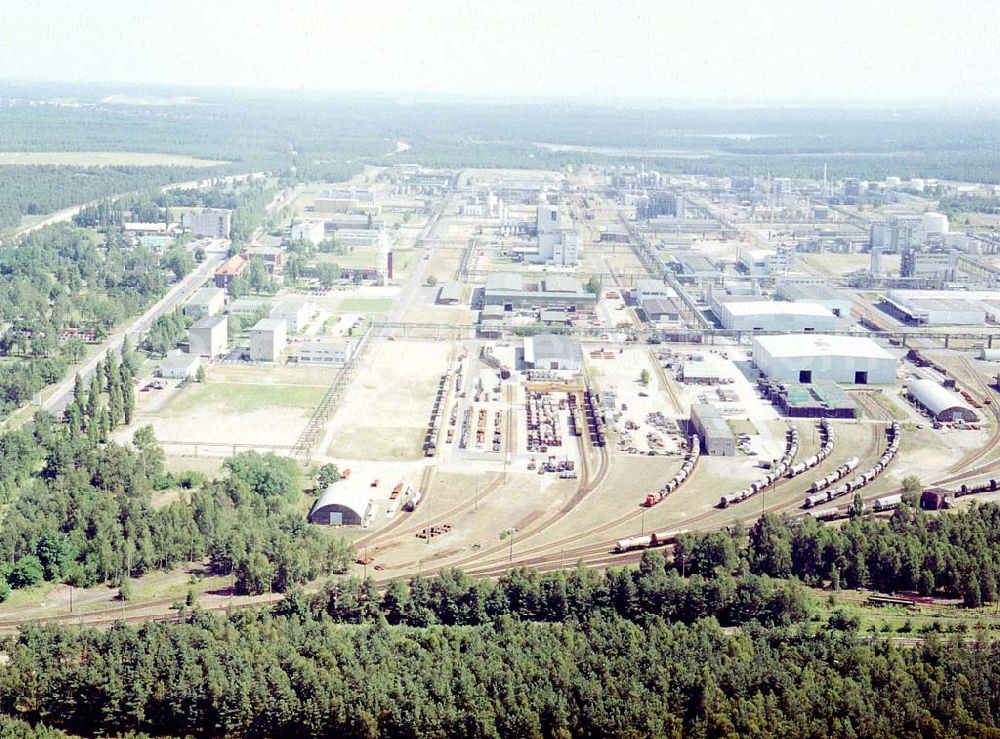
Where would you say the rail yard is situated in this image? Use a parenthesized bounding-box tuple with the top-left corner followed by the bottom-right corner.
(6, 161, 1000, 630)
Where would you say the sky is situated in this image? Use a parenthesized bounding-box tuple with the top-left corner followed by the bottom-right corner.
(0, 0, 997, 104)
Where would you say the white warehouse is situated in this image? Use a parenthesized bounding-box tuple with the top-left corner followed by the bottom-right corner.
(713, 298, 838, 332)
(752, 334, 897, 385)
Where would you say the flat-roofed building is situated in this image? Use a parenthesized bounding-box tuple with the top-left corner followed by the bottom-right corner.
(188, 315, 228, 357)
(437, 282, 463, 305)
(269, 299, 316, 333)
(689, 403, 735, 456)
(182, 209, 231, 239)
(249, 318, 287, 362)
(298, 339, 354, 365)
(183, 287, 226, 319)
(291, 220, 326, 245)
(245, 245, 284, 274)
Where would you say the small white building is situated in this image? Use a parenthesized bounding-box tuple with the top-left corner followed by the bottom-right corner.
(249, 318, 288, 362)
(752, 334, 897, 385)
(183, 286, 227, 319)
(298, 339, 354, 365)
(159, 349, 201, 379)
(291, 220, 327, 245)
(269, 299, 316, 333)
(188, 315, 228, 357)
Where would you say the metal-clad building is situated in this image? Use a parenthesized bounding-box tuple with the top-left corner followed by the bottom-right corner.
(689, 403, 735, 456)
(524, 334, 583, 371)
(713, 298, 838, 332)
(907, 379, 977, 422)
(309, 482, 372, 526)
(752, 334, 897, 385)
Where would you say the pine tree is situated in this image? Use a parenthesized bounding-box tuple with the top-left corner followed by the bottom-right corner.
(123, 378, 135, 426)
(109, 383, 124, 428)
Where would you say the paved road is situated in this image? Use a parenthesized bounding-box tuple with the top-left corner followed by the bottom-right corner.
(41, 241, 228, 416)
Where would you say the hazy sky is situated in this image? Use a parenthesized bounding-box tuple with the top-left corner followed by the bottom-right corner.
(1, 0, 997, 103)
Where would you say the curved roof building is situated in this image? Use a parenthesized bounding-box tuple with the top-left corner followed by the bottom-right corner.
(309, 482, 372, 526)
(907, 379, 976, 422)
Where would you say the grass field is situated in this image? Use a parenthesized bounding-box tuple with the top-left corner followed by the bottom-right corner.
(0, 151, 226, 167)
(338, 298, 394, 313)
(165, 382, 326, 415)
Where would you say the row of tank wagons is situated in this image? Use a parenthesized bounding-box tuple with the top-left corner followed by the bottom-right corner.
(643, 435, 700, 507)
(802, 421, 901, 509)
(803, 493, 904, 522)
(718, 426, 802, 509)
(806, 478, 1000, 522)
(786, 419, 835, 478)
(614, 530, 684, 553)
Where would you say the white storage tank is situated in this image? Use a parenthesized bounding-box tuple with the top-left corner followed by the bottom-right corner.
(922, 212, 949, 235)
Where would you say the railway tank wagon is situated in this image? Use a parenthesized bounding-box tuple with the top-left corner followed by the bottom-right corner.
(643, 435, 700, 507)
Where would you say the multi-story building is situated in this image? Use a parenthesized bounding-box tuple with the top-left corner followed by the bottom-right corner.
(181, 209, 231, 239)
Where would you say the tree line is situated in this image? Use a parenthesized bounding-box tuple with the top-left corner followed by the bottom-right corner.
(0, 599, 995, 737)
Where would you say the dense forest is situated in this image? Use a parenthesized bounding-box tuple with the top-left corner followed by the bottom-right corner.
(0, 224, 193, 417)
(0, 165, 215, 231)
(0, 594, 996, 737)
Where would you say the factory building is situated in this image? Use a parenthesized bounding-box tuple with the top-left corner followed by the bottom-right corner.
(188, 315, 228, 357)
(483, 272, 596, 312)
(689, 403, 735, 456)
(640, 297, 682, 323)
(181, 209, 231, 239)
(535, 204, 580, 267)
(752, 334, 897, 385)
(249, 318, 287, 362)
(633, 278, 671, 303)
(775, 282, 851, 318)
(900, 249, 958, 282)
(882, 290, 991, 326)
(738, 246, 795, 276)
(524, 334, 583, 371)
(675, 254, 722, 282)
(712, 297, 838, 332)
(183, 287, 227, 319)
(907, 379, 977, 422)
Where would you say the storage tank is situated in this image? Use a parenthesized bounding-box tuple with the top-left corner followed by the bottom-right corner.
(922, 212, 949, 235)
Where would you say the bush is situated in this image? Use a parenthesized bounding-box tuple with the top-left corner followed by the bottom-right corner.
(9, 555, 44, 589)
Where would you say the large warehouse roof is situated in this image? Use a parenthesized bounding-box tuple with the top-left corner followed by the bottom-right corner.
(724, 301, 834, 318)
(753, 334, 893, 361)
(542, 275, 583, 294)
(907, 379, 975, 420)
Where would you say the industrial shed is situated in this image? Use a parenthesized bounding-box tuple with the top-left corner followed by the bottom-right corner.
(712, 298, 838, 332)
(689, 403, 735, 456)
(437, 282, 463, 304)
(882, 290, 991, 326)
(524, 334, 583, 371)
(309, 482, 372, 526)
(752, 334, 897, 385)
(907, 379, 977, 422)
(776, 282, 851, 318)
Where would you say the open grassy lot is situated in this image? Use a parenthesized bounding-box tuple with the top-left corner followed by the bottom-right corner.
(338, 298, 394, 313)
(0, 151, 226, 167)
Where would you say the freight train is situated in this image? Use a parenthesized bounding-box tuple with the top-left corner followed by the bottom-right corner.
(718, 426, 802, 508)
(787, 419, 835, 478)
(614, 529, 685, 553)
(802, 421, 900, 509)
(804, 477, 999, 523)
(643, 435, 700, 507)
